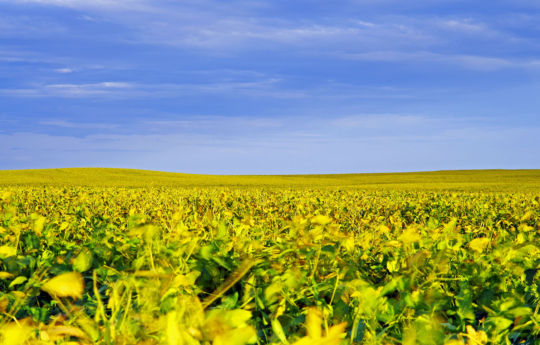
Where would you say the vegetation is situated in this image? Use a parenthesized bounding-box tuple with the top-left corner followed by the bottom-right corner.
(0, 169, 538, 344)
(1, 168, 539, 191)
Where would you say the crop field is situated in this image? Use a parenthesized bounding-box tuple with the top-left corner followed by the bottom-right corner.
(0, 169, 539, 345)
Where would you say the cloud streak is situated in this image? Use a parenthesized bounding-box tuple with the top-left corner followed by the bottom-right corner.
(2, 78, 413, 100)
(40, 120, 119, 129)
(2, 0, 536, 68)
(0, 1, 499, 51)
(2, 116, 538, 173)
(334, 50, 540, 70)
(2, 0, 148, 10)
(1, 82, 135, 98)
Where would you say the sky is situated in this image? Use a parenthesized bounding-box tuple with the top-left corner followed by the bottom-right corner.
(0, 0, 539, 174)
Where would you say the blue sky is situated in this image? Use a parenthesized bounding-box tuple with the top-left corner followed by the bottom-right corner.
(0, 0, 538, 174)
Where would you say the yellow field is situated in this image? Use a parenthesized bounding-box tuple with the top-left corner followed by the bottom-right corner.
(1, 168, 539, 190)
(0, 169, 538, 344)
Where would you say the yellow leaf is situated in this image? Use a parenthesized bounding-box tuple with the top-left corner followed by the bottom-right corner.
(305, 307, 322, 339)
(378, 225, 391, 233)
(0, 191, 12, 201)
(444, 340, 465, 345)
(325, 322, 347, 340)
(291, 310, 346, 345)
(214, 326, 257, 345)
(167, 311, 183, 345)
(402, 324, 416, 345)
(468, 238, 490, 253)
(343, 237, 355, 252)
(11, 291, 25, 299)
(520, 210, 533, 222)
(466, 325, 487, 345)
(386, 240, 401, 248)
(0, 319, 33, 345)
(311, 215, 331, 226)
(444, 218, 458, 233)
(44, 326, 87, 341)
(0, 245, 17, 258)
(223, 309, 252, 328)
(399, 227, 421, 244)
(0, 297, 8, 313)
(33, 216, 46, 236)
(203, 309, 254, 343)
(41, 272, 84, 299)
(172, 271, 201, 288)
(75, 314, 100, 342)
(0, 272, 14, 279)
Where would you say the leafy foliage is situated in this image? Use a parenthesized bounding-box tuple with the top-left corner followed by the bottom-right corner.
(0, 170, 538, 344)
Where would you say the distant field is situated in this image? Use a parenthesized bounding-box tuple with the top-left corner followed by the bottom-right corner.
(1, 168, 539, 190)
(0, 169, 538, 344)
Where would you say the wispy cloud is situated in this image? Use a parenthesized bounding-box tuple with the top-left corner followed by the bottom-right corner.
(436, 18, 489, 33)
(3, 0, 148, 10)
(334, 50, 540, 70)
(40, 119, 119, 129)
(2, 117, 538, 173)
(0, 48, 60, 64)
(1, 0, 534, 61)
(332, 114, 426, 129)
(1, 1, 432, 51)
(1, 0, 539, 173)
(131, 17, 436, 52)
(2, 81, 135, 97)
(0, 78, 418, 101)
(0, 78, 309, 99)
(0, 13, 67, 38)
(145, 117, 283, 131)
(54, 67, 74, 73)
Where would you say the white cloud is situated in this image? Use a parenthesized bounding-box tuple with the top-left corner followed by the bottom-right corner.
(437, 19, 488, 33)
(25, 81, 133, 96)
(55, 67, 74, 73)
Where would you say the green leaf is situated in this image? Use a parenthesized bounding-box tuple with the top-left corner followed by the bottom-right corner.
(271, 318, 289, 344)
(9, 276, 27, 289)
(506, 307, 532, 318)
(73, 249, 93, 272)
(486, 316, 513, 333)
